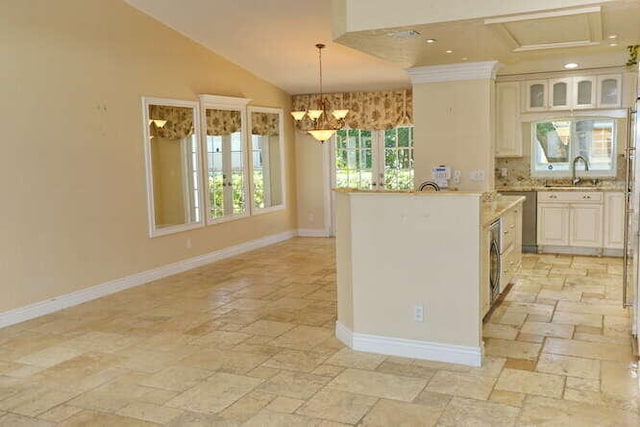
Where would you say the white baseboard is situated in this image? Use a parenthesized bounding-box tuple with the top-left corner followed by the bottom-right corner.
(297, 229, 331, 237)
(335, 321, 482, 367)
(0, 230, 296, 329)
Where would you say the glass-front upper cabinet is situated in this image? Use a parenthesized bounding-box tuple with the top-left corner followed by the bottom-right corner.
(142, 97, 204, 237)
(248, 107, 286, 213)
(572, 76, 597, 109)
(549, 78, 571, 110)
(525, 80, 548, 111)
(597, 74, 622, 108)
(200, 95, 251, 224)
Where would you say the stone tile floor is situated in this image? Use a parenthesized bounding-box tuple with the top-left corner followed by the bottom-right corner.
(0, 237, 638, 426)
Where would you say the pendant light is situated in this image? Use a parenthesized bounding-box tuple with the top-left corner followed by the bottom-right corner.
(291, 43, 348, 143)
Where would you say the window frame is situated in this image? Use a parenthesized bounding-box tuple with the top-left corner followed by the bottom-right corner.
(530, 116, 618, 179)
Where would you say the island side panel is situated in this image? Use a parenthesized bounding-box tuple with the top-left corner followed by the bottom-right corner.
(335, 191, 354, 332)
(348, 193, 482, 349)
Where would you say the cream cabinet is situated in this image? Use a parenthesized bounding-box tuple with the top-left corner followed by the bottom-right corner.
(537, 191, 604, 251)
(549, 78, 572, 110)
(538, 204, 570, 246)
(524, 80, 548, 111)
(496, 82, 522, 157)
(597, 74, 622, 108)
(500, 204, 523, 292)
(520, 73, 621, 112)
(572, 76, 597, 109)
(604, 192, 625, 249)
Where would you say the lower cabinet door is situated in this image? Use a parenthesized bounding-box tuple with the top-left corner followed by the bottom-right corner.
(538, 204, 570, 246)
(570, 204, 603, 247)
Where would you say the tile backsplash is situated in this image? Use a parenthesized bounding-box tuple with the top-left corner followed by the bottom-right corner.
(495, 154, 626, 188)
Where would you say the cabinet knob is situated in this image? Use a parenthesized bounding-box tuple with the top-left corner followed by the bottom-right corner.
(583, 194, 591, 199)
(550, 195, 558, 199)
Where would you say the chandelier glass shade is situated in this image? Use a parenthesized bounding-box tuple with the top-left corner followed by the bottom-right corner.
(291, 44, 348, 143)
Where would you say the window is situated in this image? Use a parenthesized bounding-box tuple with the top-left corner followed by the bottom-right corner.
(531, 118, 616, 177)
(334, 127, 414, 191)
(206, 132, 246, 219)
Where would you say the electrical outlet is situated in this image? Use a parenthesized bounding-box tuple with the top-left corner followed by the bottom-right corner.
(469, 170, 486, 181)
(414, 304, 424, 322)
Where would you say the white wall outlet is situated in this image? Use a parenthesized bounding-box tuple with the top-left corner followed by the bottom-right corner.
(414, 304, 424, 322)
(469, 170, 485, 181)
(453, 170, 461, 185)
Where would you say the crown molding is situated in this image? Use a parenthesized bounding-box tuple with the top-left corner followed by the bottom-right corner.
(407, 61, 502, 84)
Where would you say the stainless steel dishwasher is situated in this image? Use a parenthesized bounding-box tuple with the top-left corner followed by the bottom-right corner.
(499, 191, 537, 253)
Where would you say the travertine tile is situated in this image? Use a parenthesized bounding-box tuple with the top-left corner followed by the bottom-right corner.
(258, 371, 330, 400)
(556, 301, 629, 317)
(165, 372, 262, 414)
(504, 358, 537, 371)
(412, 390, 453, 410)
(437, 396, 520, 427)
(239, 320, 296, 337)
(484, 338, 541, 361)
(57, 410, 157, 426)
(243, 410, 321, 427)
(116, 402, 183, 424)
(360, 398, 441, 427)
(489, 389, 526, 407)
(263, 349, 327, 372)
(0, 413, 54, 426)
(520, 321, 574, 338)
(217, 390, 276, 422)
(552, 311, 603, 328)
(138, 365, 213, 391)
(519, 395, 640, 426)
(374, 361, 436, 381)
(543, 338, 634, 362)
(327, 368, 427, 401)
(265, 396, 304, 413)
(566, 376, 600, 392)
(482, 323, 519, 340)
(323, 348, 386, 370)
(495, 368, 565, 398)
(37, 405, 83, 423)
(296, 389, 377, 424)
(536, 353, 600, 379)
(425, 370, 496, 400)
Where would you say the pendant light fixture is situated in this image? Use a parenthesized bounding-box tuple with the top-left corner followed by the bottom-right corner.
(291, 43, 348, 143)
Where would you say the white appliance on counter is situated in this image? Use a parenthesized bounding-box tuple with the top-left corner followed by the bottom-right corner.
(623, 93, 640, 354)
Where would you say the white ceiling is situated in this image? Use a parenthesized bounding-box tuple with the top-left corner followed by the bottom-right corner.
(123, 0, 410, 95)
(124, 0, 640, 95)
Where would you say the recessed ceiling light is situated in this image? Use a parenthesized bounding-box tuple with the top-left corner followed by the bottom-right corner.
(610, 42, 618, 47)
(445, 50, 453, 54)
(461, 57, 468, 61)
(608, 34, 618, 39)
(564, 62, 579, 69)
(426, 38, 437, 44)
(388, 29, 420, 38)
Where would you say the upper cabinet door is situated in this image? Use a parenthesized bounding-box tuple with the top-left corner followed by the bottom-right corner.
(525, 80, 547, 111)
(496, 82, 522, 157)
(572, 76, 596, 109)
(549, 78, 572, 110)
(597, 74, 622, 108)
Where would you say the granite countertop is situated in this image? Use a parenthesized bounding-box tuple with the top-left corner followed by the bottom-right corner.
(497, 184, 625, 192)
(482, 195, 525, 226)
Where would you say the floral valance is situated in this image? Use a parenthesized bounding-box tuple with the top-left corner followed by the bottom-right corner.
(251, 112, 279, 136)
(205, 109, 242, 136)
(149, 105, 194, 140)
(291, 89, 412, 131)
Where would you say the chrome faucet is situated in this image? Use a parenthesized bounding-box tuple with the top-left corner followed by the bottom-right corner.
(572, 155, 590, 185)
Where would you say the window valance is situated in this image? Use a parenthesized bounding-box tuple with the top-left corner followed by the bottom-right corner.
(291, 89, 412, 131)
(149, 105, 194, 139)
(251, 112, 280, 136)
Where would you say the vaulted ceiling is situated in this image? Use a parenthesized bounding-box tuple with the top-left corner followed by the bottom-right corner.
(124, 0, 640, 95)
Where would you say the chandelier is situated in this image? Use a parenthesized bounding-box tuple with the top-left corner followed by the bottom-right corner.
(291, 43, 349, 143)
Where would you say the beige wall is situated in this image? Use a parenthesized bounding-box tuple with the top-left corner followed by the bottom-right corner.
(0, 0, 296, 313)
(413, 79, 495, 192)
(336, 191, 483, 348)
(295, 133, 329, 232)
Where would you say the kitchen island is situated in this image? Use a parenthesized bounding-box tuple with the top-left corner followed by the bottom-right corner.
(334, 189, 523, 367)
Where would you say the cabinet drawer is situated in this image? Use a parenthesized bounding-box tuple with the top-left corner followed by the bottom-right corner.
(538, 191, 602, 203)
(501, 210, 517, 253)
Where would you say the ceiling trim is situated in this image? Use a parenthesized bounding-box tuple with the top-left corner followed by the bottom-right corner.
(485, 6, 603, 52)
(407, 61, 502, 84)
